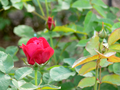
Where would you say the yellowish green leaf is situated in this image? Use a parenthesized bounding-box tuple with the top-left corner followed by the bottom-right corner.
(40, 85, 61, 89)
(72, 55, 99, 68)
(109, 44, 120, 52)
(79, 61, 96, 75)
(108, 28, 120, 45)
(53, 26, 87, 35)
(95, 50, 116, 58)
(107, 55, 120, 62)
(86, 32, 100, 55)
(102, 74, 120, 85)
(78, 77, 95, 88)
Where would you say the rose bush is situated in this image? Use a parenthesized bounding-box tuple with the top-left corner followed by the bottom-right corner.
(20, 37, 54, 65)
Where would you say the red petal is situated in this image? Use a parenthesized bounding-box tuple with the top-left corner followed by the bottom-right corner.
(26, 37, 38, 45)
(41, 47, 54, 63)
(20, 44, 31, 64)
(29, 49, 43, 64)
(30, 47, 54, 65)
(38, 37, 50, 48)
(26, 43, 42, 57)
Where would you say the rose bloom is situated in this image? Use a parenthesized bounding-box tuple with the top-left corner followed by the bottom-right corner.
(20, 37, 54, 65)
(47, 16, 55, 30)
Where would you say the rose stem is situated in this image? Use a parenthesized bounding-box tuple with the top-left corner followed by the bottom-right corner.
(37, 0, 45, 16)
(98, 66, 102, 90)
(34, 65, 38, 88)
(45, 0, 49, 17)
(94, 58, 100, 90)
(33, 11, 46, 20)
(49, 31, 57, 64)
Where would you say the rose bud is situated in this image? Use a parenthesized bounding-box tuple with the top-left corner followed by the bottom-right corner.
(98, 22, 107, 39)
(46, 16, 55, 31)
(20, 37, 54, 65)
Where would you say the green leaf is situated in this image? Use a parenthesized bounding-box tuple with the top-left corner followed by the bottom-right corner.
(0, 72, 11, 90)
(24, 3, 35, 12)
(100, 83, 117, 90)
(0, 47, 5, 52)
(97, 18, 114, 27)
(113, 63, 120, 75)
(108, 28, 120, 46)
(83, 49, 90, 56)
(74, 75, 84, 86)
(13, 55, 19, 62)
(68, 24, 84, 33)
(5, 46, 18, 57)
(112, 22, 120, 31)
(10, 0, 21, 3)
(43, 73, 53, 84)
(40, 84, 61, 89)
(7, 87, 17, 90)
(102, 74, 120, 85)
(86, 32, 99, 55)
(38, 31, 60, 40)
(15, 67, 33, 80)
(72, 0, 92, 11)
(109, 44, 120, 52)
(29, 70, 41, 85)
(12, 79, 26, 88)
(52, 0, 70, 12)
(18, 38, 30, 46)
(1, 0, 9, 6)
(3, 5, 10, 10)
(107, 12, 116, 20)
(84, 11, 97, 34)
(0, 51, 7, 60)
(91, 0, 107, 8)
(53, 26, 87, 35)
(14, 25, 35, 38)
(100, 59, 112, 67)
(11, 0, 23, 10)
(108, 64, 113, 72)
(63, 58, 76, 67)
(50, 66, 75, 81)
(60, 82, 74, 90)
(78, 77, 95, 88)
(13, 2, 23, 10)
(68, 15, 78, 22)
(0, 51, 14, 73)
(110, 7, 119, 14)
(20, 82, 38, 89)
(79, 61, 96, 75)
(93, 5, 106, 18)
(77, 39, 89, 47)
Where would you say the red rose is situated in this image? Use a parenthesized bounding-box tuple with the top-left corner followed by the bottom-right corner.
(20, 37, 54, 65)
(47, 16, 55, 30)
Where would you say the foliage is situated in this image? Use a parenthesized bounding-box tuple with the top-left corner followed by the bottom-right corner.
(0, 0, 120, 90)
